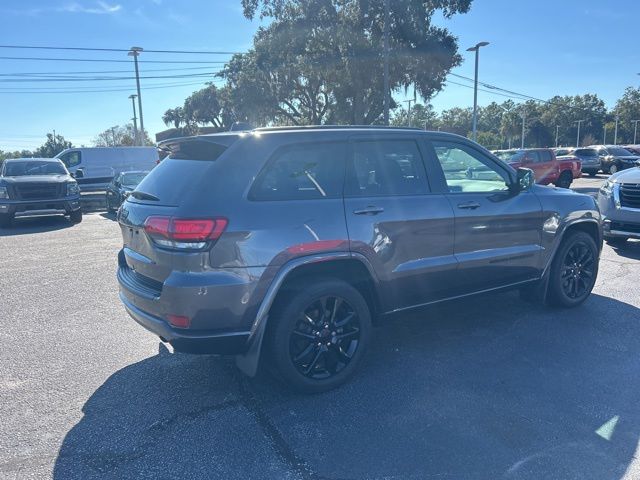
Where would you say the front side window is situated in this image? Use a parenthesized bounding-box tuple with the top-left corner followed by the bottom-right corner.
(59, 151, 81, 168)
(539, 150, 553, 163)
(526, 151, 542, 163)
(345, 140, 428, 196)
(250, 142, 345, 201)
(432, 141, 510, 193)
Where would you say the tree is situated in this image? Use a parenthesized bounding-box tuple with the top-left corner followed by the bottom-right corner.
(613, 87, 640, 144)
(93, 124, 152, 147)
(162, 107, 185, 129)
(439, 107, 472, 136)
(390, 103, 438, 129)
(229, 0, 472, 125)
(34, 133, 72, 157)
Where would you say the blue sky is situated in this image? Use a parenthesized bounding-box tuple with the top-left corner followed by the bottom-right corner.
(1, 0, 639, 150)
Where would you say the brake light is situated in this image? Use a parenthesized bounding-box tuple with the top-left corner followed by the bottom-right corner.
(167, 314, 190, 329)
(144, 216, 228, 249)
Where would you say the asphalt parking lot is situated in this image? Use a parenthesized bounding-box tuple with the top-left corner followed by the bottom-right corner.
(2, 175, 640, 480)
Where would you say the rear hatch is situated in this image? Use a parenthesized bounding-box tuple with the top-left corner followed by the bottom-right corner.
(118, 139, 233, 285)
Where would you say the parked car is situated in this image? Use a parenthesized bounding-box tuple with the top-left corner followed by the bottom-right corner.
(598, 167, 640, 246)
(561, 147, 602, 177)
(105, 170, 149, 213)
(589, 145, 640, 174)
(623, 145, 640, 156)
(493, 148, 581, 188)
(117, 127, 602, 392)
(56, 147, 158, 192)
(0, 158, 81, 227)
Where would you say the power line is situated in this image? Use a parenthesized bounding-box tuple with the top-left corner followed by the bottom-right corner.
(0, 44, 241, 55)
(0, 72, 221, 83)
(0, 56, 227, 64)
(0, 66, 221, 76)
(0, 80, 219, 94)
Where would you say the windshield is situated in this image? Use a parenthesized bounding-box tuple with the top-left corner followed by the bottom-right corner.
(609, 147, 634, 156)
(121, 172, 148, 187)
(494, 151, 523, 162)
(3, 160, 67, 177)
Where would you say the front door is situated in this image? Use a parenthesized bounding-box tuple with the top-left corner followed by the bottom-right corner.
(344, 136, 457, 312)
(426, 139, 544, 294)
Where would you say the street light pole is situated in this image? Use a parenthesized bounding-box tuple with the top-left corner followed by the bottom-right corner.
(614, 115, 619, 145)
(466, 41, 490, 141)
(128, 47, 144, 142)
(129, 94, 138, 146)
(382, 0, 390, 126)
(632, 119, 640, 144)
(575, 120, 585, 148)
(403, 99, 414, 127)
(555, 125, 560, 148)
(521, 108, 526, 149)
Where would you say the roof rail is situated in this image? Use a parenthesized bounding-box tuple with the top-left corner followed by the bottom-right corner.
(253, 125, 424, 132)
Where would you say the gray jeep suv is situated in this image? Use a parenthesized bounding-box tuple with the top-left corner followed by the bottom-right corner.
(117, 127, 602, 392)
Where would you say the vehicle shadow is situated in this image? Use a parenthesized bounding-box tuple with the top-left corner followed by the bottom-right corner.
(0, 215, 74, 236)
(99, 212, 117, 222)
(608, 239, 640, 260)
(53, 292, 640, 479)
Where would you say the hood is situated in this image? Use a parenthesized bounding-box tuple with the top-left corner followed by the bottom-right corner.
(610, 167, 640, 183)
(0, 174, 72, 184)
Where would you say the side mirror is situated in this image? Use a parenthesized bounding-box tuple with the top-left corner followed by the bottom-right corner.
(74, 169, 84, 178)
(514, 167, 534, 192)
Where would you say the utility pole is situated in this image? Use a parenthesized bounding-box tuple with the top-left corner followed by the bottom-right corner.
(614, 115, 619, 145)
(575, 120, 585, 148)
(603, 125, 607, 144)
(111, 127, 117, 147)
(555, 125, 560, 148)
(632, 119, 640, 144)
(521, 108, 526, 149)
(382, 0, 390, 126)
(52, 129, 56, 152)
(466, 41, 490, 141)
(128, 47, 144, 140)
(129, 94, 139, 146)
(403, 99, 414, 127)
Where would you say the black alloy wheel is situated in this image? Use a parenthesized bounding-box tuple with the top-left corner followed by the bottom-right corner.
(267, 278, 371, 393)
(289, 296, 361, 380)
(549, 231, 598, 307)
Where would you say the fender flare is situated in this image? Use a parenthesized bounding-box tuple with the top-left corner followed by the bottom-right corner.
(235, 252, 378, 377)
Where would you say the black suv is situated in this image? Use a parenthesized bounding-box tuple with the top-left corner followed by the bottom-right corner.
(0, 158, 82, 228)
(117, 127, 602, 392)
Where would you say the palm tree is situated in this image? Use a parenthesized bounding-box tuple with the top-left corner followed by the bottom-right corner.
(162, 107, 185, 129)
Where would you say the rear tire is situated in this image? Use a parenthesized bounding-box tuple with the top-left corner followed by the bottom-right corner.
(555, 171, 573, 189)
(587, 171, 597, 177)
(69, 209, 83, 224)
(609, 164, 618, 174)
(266, 278, 371, 393)
(106, 196, 115, 214)
(548, 231, 598, 308)
(0, 213, 13, 228)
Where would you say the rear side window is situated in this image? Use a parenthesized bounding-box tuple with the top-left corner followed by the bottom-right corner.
(345, 140, 428, 196)
(539, 150, 553, 162)
(250, 142, 346, 201)
(526, 151, 541, 163)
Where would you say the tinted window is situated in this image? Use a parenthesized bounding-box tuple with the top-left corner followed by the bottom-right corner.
(575, 148, 597, 156)
(539, 150, 553, 162)
(121, 172, 148, 187)
(3, 160, 67, 176)
(526, 151, 541, 163)
(345, 140, 428, 196)
(251, 142, 345, 201)
(59, 151, 81, 168)
(609, 147, 633, 156)
(432, 141, 509, 193)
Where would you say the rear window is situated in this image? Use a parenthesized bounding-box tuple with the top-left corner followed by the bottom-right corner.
(250, 142, 346, 201)
(164, 140, 228, 161)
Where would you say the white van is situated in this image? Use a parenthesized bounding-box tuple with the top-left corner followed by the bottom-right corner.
(55, 147, 158, 191)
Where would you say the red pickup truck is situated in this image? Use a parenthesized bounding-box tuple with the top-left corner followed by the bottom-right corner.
(493, 148, 582, 188)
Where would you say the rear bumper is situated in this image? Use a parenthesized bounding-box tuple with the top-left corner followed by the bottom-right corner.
(119, 292, 250, 354)
(0, 196, 81, 217)
(116, 249, 266, 354)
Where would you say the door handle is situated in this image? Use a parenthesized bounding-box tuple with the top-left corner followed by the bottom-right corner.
(353, 206, 385, 215)
(457, 201, 481, 210)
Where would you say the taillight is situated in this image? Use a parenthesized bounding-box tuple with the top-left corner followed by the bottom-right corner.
(144, 216, 228, 250)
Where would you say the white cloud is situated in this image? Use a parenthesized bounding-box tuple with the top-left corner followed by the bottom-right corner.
(61, 1, 122, 14)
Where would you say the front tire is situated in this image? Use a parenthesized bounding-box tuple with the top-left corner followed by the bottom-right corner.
(69, 209, 83, 224)
(609, 164, 618, 174)
(548, 231, 598, 308)
(267, 278, 372, 393)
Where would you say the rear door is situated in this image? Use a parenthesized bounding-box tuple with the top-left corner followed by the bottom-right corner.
(425, 138, 543, 293)
(344, 136, 456, 311)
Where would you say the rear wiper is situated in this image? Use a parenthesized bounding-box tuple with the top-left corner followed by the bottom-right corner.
(129, 190, 159, 201)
